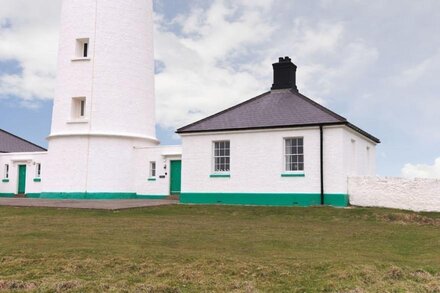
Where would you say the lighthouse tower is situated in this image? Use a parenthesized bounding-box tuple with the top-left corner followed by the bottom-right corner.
(43, 0, 158, 197)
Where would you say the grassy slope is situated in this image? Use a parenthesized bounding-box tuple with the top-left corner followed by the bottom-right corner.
(0, 205, 439, 292)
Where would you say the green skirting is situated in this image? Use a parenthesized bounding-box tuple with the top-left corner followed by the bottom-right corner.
(136, 195, 168, 200)
(7, 193, 169, 200)
(180, 192, 348, 207)
(40, 192, 137, 200)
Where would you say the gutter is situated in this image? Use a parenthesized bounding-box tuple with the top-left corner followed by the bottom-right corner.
(320, 125, 324, 205)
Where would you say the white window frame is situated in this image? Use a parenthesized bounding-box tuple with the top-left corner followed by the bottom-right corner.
(35, 163, 41, 178)
(4, 164, 9, 179)
(71, 97, 86, 119)
(212, 140, 230, 173)
(75, 38, 89, 58)
(149, 161, 156, 178)
(284, 137, 304, 172)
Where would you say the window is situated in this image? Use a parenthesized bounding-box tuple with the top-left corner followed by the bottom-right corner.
(213, 141, 230, 172)
(71, 97, 86, 119)
(76, 38, 89, 58)
(284, 137, 304, 171)
(35, 163, 41, 178)
(4, 164, 9, 179)
(149, 161, 156, 178)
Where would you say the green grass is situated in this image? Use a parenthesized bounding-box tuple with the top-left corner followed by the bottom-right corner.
(0, 205, 439, 292)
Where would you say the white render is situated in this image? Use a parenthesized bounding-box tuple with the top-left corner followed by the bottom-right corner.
(134, 145, 182, 196)
(181, 125, 376, 195)
(44, 0, 158, 193)
(349, 177, 440, 212)
(0, 152, 48, 195)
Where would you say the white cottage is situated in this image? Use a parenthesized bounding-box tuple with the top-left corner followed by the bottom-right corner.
(0, 0, 379, 207)
(176, 57, 380, 206)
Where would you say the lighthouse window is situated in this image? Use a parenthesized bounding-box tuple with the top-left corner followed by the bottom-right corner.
(149, 161, 156, 178)
(80, 100, 85, 117)
(72, 97, 86, 119)
(83, 42, 88, 57)
(75, 38, 89, 58)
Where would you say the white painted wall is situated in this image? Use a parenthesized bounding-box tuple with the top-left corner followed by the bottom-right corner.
(44, 0, 158, 194)
(349, 177, 440, 212)
(134, 145, 182, 196)
(343, 128, 376, 177)
(181, 126, 372, 194)
(0, 152, 48, 195)
(50, 0, 156, 139)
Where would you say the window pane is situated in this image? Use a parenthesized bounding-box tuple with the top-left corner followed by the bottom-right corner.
(213, 140, 230, 172)
(285, 137, 304, 172)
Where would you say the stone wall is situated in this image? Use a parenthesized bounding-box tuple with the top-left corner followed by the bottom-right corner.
(348, 177, 440, 212)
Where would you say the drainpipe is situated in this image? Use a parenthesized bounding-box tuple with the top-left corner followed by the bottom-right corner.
(320, 125, 324, 205)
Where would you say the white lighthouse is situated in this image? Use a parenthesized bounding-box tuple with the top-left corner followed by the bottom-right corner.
(43, 0, 159, 197)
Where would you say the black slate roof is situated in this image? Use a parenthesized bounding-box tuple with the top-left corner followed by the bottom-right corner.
(177, 89, 380, 143)
(0, 129, 47, 153)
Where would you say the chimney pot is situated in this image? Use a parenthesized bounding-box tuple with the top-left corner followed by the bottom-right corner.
(271, 56, 298, 91)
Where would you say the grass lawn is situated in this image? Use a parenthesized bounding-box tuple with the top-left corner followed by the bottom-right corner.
(0, 205, 439, 292)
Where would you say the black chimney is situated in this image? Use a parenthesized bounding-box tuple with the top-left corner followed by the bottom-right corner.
(271, 56, 298, 91)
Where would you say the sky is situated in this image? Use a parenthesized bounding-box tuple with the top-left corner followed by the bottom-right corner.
(0, 0, 439, 178)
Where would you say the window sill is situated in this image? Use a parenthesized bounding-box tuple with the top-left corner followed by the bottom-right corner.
(67, 119, 89, 124)
(281, 173, 305, 177)
(33, 178, 41, 182)
(210, 174, 231, 178)
(71, 57, 91, 62)
(2, 179, 9, 183)
(148, 178, 157, 181)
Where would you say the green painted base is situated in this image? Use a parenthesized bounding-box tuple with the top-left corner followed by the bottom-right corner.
(136, 195, 168, 200)
(0, 193, 169, 200)
(26, 193, 43, 199)
(40, 192, 137, 200)
(180, 193, 348, 207)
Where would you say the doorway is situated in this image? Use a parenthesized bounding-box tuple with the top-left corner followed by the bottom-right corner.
(17, 165, 27, 194)
(170, 160, 182, 195)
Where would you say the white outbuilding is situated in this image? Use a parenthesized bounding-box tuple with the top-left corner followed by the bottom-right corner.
(177, 57, 380, 206)
(0, 0, 380, 207)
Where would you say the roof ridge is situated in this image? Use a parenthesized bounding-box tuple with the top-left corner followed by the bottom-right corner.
(176, 91, 271, 133)
(0, 128, 47, 152)
(294, 90, 347, 122)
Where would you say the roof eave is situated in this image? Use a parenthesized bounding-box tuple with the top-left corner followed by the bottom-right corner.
(177, 121, 380, 144)
(345, 122, 381, 144)
(176, 122, 346, 134)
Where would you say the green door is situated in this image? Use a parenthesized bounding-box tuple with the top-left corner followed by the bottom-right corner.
(18, 165, 27, 194)
(170, 160, 182, 195)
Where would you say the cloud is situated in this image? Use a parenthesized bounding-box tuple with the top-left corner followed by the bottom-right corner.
(154, 2, 380, 128)
(0, 0, 60, 103)
(401, 158, 440, 179)
(155, 0, 276, 128)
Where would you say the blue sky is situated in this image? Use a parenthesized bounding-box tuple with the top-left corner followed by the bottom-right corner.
(1, 0, 440, 178)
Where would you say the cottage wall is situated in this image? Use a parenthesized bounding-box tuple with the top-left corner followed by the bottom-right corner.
(180, 126, 368, 206)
